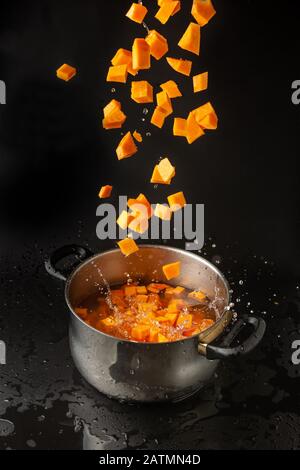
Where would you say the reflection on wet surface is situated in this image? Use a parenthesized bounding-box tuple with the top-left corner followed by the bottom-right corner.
(0, 233, 300, 450)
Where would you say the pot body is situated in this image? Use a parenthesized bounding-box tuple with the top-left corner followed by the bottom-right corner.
(66, 245, 229, 402)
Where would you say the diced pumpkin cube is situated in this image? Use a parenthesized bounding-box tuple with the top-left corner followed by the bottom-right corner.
(116, 131, 138, 160)
(166, 57, 192, 76)
(193, 71, 208, 93)
(173, 117, 187, 136)
(133, 130, 143, 142)
(169, 298, 186, 309)
(145, 30, 168, 60)
(106, 64, 128, 83)
(176, 313, 193, 329)
(132, 38, 150, 70)
(192, 0, 216, 27)
(101, 317, 116, 328)
(157, 157, 175, 183)
(98, 185, 113, 199)
(155, 1, 180, 24)
(117, 237, 139, 256)
(117, 211, 134, 230)
(131, 80, 153, 104)
(192, 101, 215, 123)
(198, 110, 218, 130)
(131, 325, 150, 341)
(162, 261, 181, 280)
(160, 80, 182, 98)
(186, 112, 205, 144)
(128, 214, 149, 234)
(158, 333, 168, 343)
(111, 48, 138, 77)
(136, 286, 147, 295)
(124, 285, 137, 297)
(149, 328, 160, 342)
(151, 165, 172, 184)
(128, 193, 153, 219)
(126, 3, 148, 24)
(102, 108, 127, 130)
(103, 99, 121, 118)
(154, 203, 172, 221)
(138, 302, 158, 314)
(167, 303, 179, 314)
(151, 106, 167, 128)
(156, 91, 173, 116)
(74, 308, 88, 320)
(158, 0, 181, 16)
(56, 63, 76, 81)
(136, 294, 149, 303)
(165, 286, 185, 296)
(165, 313, 178, 326)
(178, 22, 201, 56)
(167, 191, 186, 211)
(188, 290, 206, 302)
(147, 283, 169, 293)
(111, 289, 124, 299)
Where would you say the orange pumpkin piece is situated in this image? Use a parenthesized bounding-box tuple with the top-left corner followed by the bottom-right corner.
(151, 106, 167, 129)
(147, 283, 169, 293)
(186, 112, 205, 144)
(128, 215, 149, 234)
(178, 22, 201, 56)
(173, 117, 187, 136)
(192, 101, 214, 122)
(126, 3, 148, 24)
(56, 63, 77, 81)
(117, 237, 139, 256)
(155, 1, 180, 24)
(128, 193, 153, 219)
(158, 333, 168, 343)
(157, 157, 175, 182)
(111, 48, 138, 77)
(156, 91, 173, 116)
(166, 286, 185, 295)
(188, 290, 206, 301)
(198, 110, 218, 130)
(191, 0, 216, 27)
(136, 286, 147, 295)
(165, 313, 178, 326)
(116, 132, 138, 160)
(193, 71, 208, 92)
(151, 165, 172, 184)
(131, 80, 153, 104)
(100, 317, 116, 328)
(136, 294, 148, 303)
(103, 99, 121, 117)
(117, 211, 134, 230)
(133, 130, 143, 142)
(149, 328, 160, 342)
(106, 64, 128, 83)
(131, 325, 150, 341)
(74, 308, 88, 320)
(102, 108, 127, 130)
(166, 57, 192, 76)
(176, 313, 193, 329)
(160, 80, 182, 98)
(132, 38, 151, 70)
(158, 0, 181, 15)
(145, 30, 168, 60)
(124, 285, 137, 297)
(154, 204, 172, 221)
(162, 261, 181, 280)
(98, 185, 113, 199)
(168, 191, 187, 211)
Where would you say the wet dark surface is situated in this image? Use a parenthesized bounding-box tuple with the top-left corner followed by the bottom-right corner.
(0, 0, 300, 450)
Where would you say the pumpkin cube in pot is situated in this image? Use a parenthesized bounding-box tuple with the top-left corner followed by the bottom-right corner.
(176, 313, 193, 329)
(131, 325, 150, 341)
(136, 286, 147, 295)
(124, 286, 137, 297)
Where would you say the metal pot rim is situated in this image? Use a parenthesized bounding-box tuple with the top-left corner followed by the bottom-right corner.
(64, 244, 232, 346)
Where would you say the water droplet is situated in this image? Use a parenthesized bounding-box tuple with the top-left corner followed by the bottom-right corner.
(111, 88, 116, 93)
(146, 132, 151, 137)
(239, 280, 244, 285)
(143, 108, 149, 115)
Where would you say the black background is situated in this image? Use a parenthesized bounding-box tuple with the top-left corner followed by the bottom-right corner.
(0, 0, 299, 450)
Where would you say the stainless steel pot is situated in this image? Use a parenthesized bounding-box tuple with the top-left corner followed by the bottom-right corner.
(45, 244, 266, 403)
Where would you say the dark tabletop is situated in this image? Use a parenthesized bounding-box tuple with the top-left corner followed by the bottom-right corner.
(0, 0, 299, 450)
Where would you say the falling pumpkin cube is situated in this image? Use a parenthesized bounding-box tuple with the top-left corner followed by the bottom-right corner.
(106, 64, 128, 83)
(132, 38, 151, 70)
(56, 64, 77, 81)
(98, 185, 113, 199)
(186, 112, 205, 144)
(116, 132, 138, 160)
(167, 191, 187, 211)
(166, 57, 192, 76)
(156, 91, 173, 116)
(117, 238, 139, 257)
(162, 261, 181, 281)
(145, 30, 169, 60)
(178, 22, 201, 56)
(131, 80, 153, 104)
(126, 3, 148, 24)
(193, 71, 208, 92)
(173, 117, 187, 137)
(191, 0, 216, 27)
(160, 80, 182, 98)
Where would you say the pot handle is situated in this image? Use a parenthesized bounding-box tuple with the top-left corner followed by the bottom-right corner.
(198, 315, 266, 360)
(45, 244, 94, 282)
